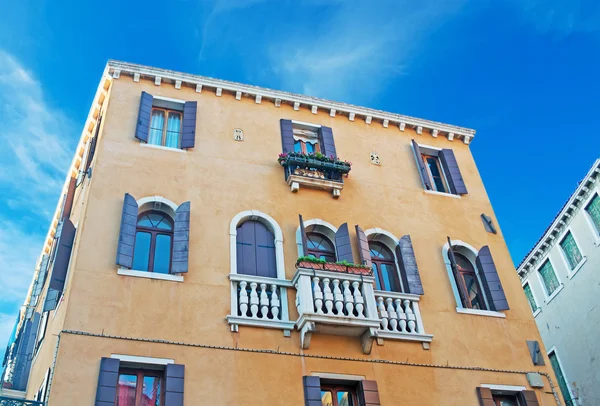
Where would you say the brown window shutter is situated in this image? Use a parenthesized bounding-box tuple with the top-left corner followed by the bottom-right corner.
(519, 390, 540, 406)
(335, 222, 354, 263)
(302, 376, 321, 406)
(476, 387, 495, 406)
(447, 236, 470, 308)
(299, 214, 309, 256)
(171, 202, 190, 274)
(355, 225, 372, 267)
(359, 380, 380, 406)
(61, 177, 77, 220)
(411, 139, 432, 190)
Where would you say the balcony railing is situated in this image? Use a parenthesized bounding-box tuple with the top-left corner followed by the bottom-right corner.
(278, 153, 351, 198)
(0, 396, 44, 406)
(374, 291, 432, 343)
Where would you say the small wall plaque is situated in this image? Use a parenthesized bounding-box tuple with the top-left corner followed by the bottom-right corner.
(234, 128, 244, 141)
(370, 152, 380, 165)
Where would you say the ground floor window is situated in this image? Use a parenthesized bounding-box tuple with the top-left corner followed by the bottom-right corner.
(320, 383, 357, 406)
(117, 368, 163, 406)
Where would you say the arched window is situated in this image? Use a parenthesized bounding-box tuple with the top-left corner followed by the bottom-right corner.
(236, 220, 277, 278)
(306, 232, 336, 262)
(453, 252, 486, 310)
(132, 211, 173, 274)
(369, 241, 401, 292)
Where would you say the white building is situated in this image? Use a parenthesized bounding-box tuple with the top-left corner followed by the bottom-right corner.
(517, 159, 600, 406)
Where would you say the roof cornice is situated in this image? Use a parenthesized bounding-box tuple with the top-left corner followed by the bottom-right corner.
(107, 60, 477, 144)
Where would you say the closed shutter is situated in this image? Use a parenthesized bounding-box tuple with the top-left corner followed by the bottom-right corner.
(116, 193, 138, 269)
(48, 219, 76, 293)
(411, 140, 432, 190)
(135, 91, 153, 142)
(255, 221, 277, 278)
(481, 213, 497, 234)
(526, 340, 545, 366)
(447, 237, 470, 308)
(355, 225, 372, 267)
(476, 246, 509, 311)
(12, 313, 40, 391)
(61, 177, 77, 220)
(171, 202, 190, 274)
(237, 221, 257, 275)
(85, 116, 102, 173)
(280, 119, 295, 153)
(476, 387, 495, 406)
(165, 364, 185, 406)
(395, 235, 424, 295)
(299, 214, 309, 256)
(94, 357, 120, 406)
(181, 101, 197, 149)
(439, 149, 468, 195)
(518, 390, 540, 406)
(358, 380, 380, 406)
(302, 376, 321, 406)
(335, 223, 354, 263)
(318, 126, 337, 159)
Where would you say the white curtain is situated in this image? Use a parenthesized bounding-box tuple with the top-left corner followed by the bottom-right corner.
(165, 112, 181, 148)
(149, 110, 165, 145)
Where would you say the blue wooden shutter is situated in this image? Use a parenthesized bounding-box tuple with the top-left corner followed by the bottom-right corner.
(255, 221, 277, 278)
(27, 255, 50, 319)
(135, 91, 153, 142)
(61, 177, 77, 220)
(299, 215, 308, 256)
(43, 288, 61, 312)
(302, 376, 321, 406)
(116, 193, 138, 269)
(94, 357, 120, 406)
(280, 119, 295, 153)
(172, 201, 190, 274)
(476, 246, 509, 311)
(181, 101, 197, 149)
(165, 364, 185, 406)
(439, 149, 468, 195)
(318, 126, 337, 159)
(396, 235, 424, 295)
(526, 340, 545, 366)
(237, 221, 257, 276)
(411, 140, 432, 190)
(355, 225, 372, 267)
(335, 223, 354, 263)
(12, 313, 40, 391)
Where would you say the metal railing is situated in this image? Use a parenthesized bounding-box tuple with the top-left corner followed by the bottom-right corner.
(0, 397, 44, 406)
(281, 155, 350, 183)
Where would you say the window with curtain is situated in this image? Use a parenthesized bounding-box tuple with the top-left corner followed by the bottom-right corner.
(538, 260, 560, 296)
(369, 241, 401, 292)
(132, 212, 173, 274)
(559, 232, 583, 270)
(454, 252, 486, 310)
(293, 126, 320, 154)
(149, 107, 182, 148)
(307, 232, 336, 262)
(585, 194, 600, 234)
(523, 282, 538, 313)
(236, 220, 277, 278)
(117, 368, 163, 406)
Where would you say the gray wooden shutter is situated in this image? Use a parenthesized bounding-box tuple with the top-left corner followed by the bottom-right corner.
(355, 225, 372, 267)
(28, 255, 50, 319)
(359, 380, 381, 406)
(48, 219, 76, 293)
(85, 116, 102, 173)
(95, 357, 120, 406)
(165, 363, 185, 406)
(237, 221, 257, 276)
(12, 313, 40, 391)
(476, 246, 509, 311)
(447, 237, 470, 308)
(280, 119, 295, 153)
(412, 140, 432, 190)
(476, 387, 495, 406)
(255, 221, 277, 278)
(396, 235, 424, 295)
(518, 390, 540, 406)
(299, 214, 308, 256)
(135, 91, 153, 142)
(62, 177, 77, 220)
(318, 126, 337, 159)
(116, 193, 138, 269)
(526, 340, 545, 366)
(439, 149, 468, 195)
(171, 201, 190, 274)
(302, 376, 321, 406)
(335, 223, 354, 263)
(481, 213, 497, 234)
(181, 101, 197, 149)
(43, 288, 61, 312)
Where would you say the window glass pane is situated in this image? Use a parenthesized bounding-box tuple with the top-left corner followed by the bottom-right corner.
(337, 391, 354, 406)
(523, 283, 538, 312)
(133, 232, 151, 272)
(153, 234, 172, 274)
(294, 140, 303, 153)
(305, 142, 316, 153)
(497, 398, 518, 406)
(369, 242, 393, 260)
(149, 110, 165, 145)
(539, 261, 560, 296)
(138, 214, 153, 228)
(165, 112, 181, 148)
(372, 263, 382, 290)
(321, 390, 333, 406)
(549, 352, 575, 406)
(140, 375, 161, 406)
(307, 233, 334, 251)
(381, 263, 395, 291)
(560, 232, 583, 270)
(117, 374, 137, 406)
(425, 156, 447, 193)
(586, 194, 600, 233)
(463, 273, 484, 309)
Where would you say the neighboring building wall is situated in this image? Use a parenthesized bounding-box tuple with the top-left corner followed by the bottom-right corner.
(518, 160, 600, 406)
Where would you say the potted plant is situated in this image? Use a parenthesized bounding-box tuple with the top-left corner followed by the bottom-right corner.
(346, 263, 373, 276)
(324, 262, 346, 273)
(296, 256, 325, 270)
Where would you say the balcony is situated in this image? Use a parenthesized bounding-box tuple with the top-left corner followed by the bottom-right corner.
(278, 153, 351, 198)
(0, 396, 44, 406)
(374, 291, 432, 343)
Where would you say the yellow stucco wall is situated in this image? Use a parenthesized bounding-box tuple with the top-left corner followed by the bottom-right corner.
(26, 73, 559, 405)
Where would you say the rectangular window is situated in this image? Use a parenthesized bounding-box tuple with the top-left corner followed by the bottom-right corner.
(538, 260, 560, 297)
(320, 383, 358, 406)
(548, 350, 575, 406)
(149, 107, 182, 148)
(585, 193, 600, 234)
(35, 311, 49, 355)
(523, 282, 538, 313)
(118, 368, 163, 406)
(422, 154, 449, 193)
(559, 232, 583, 270)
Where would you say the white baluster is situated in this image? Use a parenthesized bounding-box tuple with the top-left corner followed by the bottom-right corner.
(377, 296, 388, 330)
(404, 299, 416, 333)
(249, 282, 259, 318)
(294, 283, 300, 314)
(332, 279, 344, 315)
(312, 277, 324, 314)
(323, 278, 334, 315)
(239, 281, 249, 317)
(396, 298, 407, 333)
(386, 298, 398, 331)
(259, 283, 269, 319)
(353, 281, 365, 318)
(343, 280, 354, 316)
(270, 284, 280, 320)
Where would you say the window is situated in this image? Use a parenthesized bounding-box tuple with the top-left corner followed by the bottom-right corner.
(293, 124, 320, 154)
(369, 241, 401, 292)
(454, 252, 486, 310)
(132, 212, 173, 274)
(320, 383, 358, 406)
(422, 154, 448, 193)
(34, 311, 49, 355)
(307, 232, 336, 262)
(585, 193, 600, 234)
(35, 369, 50, 402)
(117, 368, 163, 406)
(548, 350, 575, 406)
(559, 231, 583, 270)
(236, 220, 277, 278)
(148, 107, 182, 148)
(538, 260, 560, 297)
(491, 394, 520, 405)
(522, 282, 538, 314)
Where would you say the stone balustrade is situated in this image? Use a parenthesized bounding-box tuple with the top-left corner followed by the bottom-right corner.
(374, 290, 433, 343)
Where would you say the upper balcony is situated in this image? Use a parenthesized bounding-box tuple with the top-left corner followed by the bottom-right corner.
(278, 153, 351, 198)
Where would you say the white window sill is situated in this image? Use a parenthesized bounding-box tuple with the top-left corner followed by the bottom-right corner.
(140, 143, 186, 153)
(117, 268, 184, 282)
(567, 257, 587, 279)
(544, 284, 564, 304)
(424, 190, 461, 199)
(533, 308, 542, 318)
(456, 307, 506, 318)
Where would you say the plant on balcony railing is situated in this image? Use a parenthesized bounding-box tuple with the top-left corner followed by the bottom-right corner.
(278, 152, 352, 181)
(0, 397, 44, 406)
(296, 256, 372, 276)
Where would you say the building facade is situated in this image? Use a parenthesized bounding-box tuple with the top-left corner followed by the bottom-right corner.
(1, 61, 563, 405)
(517, 159, 600, 406)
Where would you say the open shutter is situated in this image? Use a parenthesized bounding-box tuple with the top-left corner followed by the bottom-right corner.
(335, 223, 353, 263)
(355, 225, 371, 267)
(95, 357, 120, 406)
(318, 126, 337, 159)
(172, 201, 190, 274)
(476, 387, 494, 406)
(412, 140, 432, 190)
(302, 376, 321, 406)
(358, 380, 380, 406)
(439, 149, 468, 195)
(476, 246, 509, 311)
(526, 340, 545, 366)
(447, 237, 470, 308)
(85, 116, 102, 173)
(61, 177, 77, 220)
(48, 219, 76, 293)
(181, 101, 197, 149)
(12, 313, 40, 391)
(280, 119, 295, 153)
(299, 215, 308, 256)
(481, 213, 497, 234)
(135, 91, 153, 142)
(116, 193, 138, 269)
(396, 235, 424, 295)
(165, 364, 185, 406)
(28, 255, 50, 319)
(43, 288, 61, 312)
(518, 390, 540, 406)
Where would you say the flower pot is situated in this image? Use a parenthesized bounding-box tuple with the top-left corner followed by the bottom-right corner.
(347, 266, 372, 276)
(323, 263, 347, 273)
(298, 261, 323, 270)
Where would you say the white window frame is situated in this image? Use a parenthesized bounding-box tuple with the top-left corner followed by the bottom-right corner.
(582, 191, 600, 246)
(410, 142, 460, 199)
(556, 228, 587, 279)
(547, 346, 577, 405)
(295, 218, 338, 258)
(535, 258, 563, 303)
(145, 95, 186, 151)
(521, 279, 541, 317)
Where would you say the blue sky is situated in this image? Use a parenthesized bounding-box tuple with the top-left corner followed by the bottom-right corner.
(1, 0, 599, 347)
